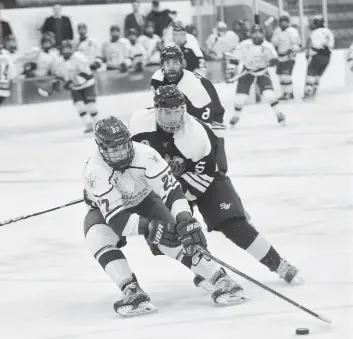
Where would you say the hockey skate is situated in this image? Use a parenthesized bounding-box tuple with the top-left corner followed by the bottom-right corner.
(229, 116, 240, 127)
(276, 112, 286, 126)
(276, 259, 304, 285)
(211, 268, 250, 305)
(113, 274, 157, 317)
(212, 121, 227, 130)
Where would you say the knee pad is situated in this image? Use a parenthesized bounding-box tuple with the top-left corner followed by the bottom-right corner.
(86, 101, 97, 115)
(262, 90, 277, 104)
(74, 100, 86, 115)
(234, 94, 248, 109)
(85, 223, 121, 256)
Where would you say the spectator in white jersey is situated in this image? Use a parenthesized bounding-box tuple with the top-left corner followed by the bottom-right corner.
(206, 21, 239, 61)
(75, 23, 101, 71)
(137, 21, 162, 65)
(126, 28, 147, 73)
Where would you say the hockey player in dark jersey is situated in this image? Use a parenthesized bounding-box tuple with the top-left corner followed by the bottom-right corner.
(130, 85, 304, 290)
(151, 44, 228, 173)
(172, 21, 206, 77)
(304, 15, 334, 100)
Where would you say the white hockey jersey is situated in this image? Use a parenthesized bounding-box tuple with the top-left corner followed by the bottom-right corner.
(230, 39, 278, 72)
(54, 51, 95, 90)
(137, 34, 161, 64)
(75, 37, 101, 65)
(347, 43, 353, 71)
(271, 26, 301, 61)
(308, 27, 335, 56)
(0, 50, 16, 97)
(83, 142, 190, 234)
(206, 30, 239, 59)
(129, 42, 147, 66)
(21, 47, 60, 77)
(101, 38, 131, 69)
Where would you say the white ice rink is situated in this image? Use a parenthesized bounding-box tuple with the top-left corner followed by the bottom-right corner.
(0, 85, 352, 339)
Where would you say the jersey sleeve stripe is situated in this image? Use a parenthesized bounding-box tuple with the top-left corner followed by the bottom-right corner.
(182, 173, 207, 193)
(195, 173, 213, 184)
(145, 165, 169, 179)
(93, 185, 114, 198)
(105, 204, 124, 224)
(186, 173, 210, 189)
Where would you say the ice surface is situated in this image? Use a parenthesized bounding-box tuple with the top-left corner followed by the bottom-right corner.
(0, 87, 352, 339)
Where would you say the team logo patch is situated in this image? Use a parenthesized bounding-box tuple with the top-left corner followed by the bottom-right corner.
(87, 171, 97, 189)
(149, 155, 159, 164)
(165, 154, 185, 177)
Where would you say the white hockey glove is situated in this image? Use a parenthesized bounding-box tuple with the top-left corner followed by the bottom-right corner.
(176, 218, 207, 256)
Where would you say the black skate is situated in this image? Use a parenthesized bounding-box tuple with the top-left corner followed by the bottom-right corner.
(276, 259, 304, 285)
(276, 112, 286, 126)
(113, 274, 157, 317)
(229, 116, 240, 127)
(194, 274, 214, 292)
(210, 268, 250, 305)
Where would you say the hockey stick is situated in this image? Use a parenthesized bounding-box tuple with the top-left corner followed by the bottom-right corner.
(196, 246, 332, 324)
(0, 198, 84, 227)
(226, 70, 250, 84)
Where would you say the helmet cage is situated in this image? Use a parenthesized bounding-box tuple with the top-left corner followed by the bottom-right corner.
(156, 104, 186, 133)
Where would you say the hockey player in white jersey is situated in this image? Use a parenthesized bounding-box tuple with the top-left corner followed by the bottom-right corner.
(53, 40, 99, 133)
(83, 116, 249, 316)
(75, 23, 101, 71)
(271, 15, 301, 100)
(227, 24, 286, 126)
(0, 47, 16, 106)
(304, 15, 334, 100)
(347, 42, 353, 71)
(129, 85, 303, 291)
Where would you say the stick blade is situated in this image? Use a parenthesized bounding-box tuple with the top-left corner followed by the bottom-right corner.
(318, 313, 332, 324)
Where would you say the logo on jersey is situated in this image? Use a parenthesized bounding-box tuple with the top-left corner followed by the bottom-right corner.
(86, 171, 97, 189)
(220, 202, 232, 210)
(165, 154, 185, 177)
(148, 154, 159, 164)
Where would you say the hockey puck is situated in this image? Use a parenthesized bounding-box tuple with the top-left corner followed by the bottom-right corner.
(296, 328, 309, 335)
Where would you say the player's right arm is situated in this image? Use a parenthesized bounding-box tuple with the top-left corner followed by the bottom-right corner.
(150, 69, 164, 93)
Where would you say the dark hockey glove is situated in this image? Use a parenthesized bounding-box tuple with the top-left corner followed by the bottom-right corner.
(268, 58, 278, 67)
(147, 220, 180, 248)
(176, 218, 207, 256)
(120, 62, 128, 73)
(135, 61, 143, 73)
(90, 61, 101, 70)
(64, 80, 73, 90)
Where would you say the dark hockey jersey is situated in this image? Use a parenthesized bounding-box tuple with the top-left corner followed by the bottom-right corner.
(179, 39, 206, 74)
(151, 69, 220, 124)
(129, 109, 219, 200)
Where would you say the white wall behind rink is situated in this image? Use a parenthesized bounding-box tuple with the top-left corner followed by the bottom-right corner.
(2, 1, 192, 54)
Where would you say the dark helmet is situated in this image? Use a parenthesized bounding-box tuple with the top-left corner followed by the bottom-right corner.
(154, 85, 186, 133)
(251, 24, 264, 45)
(161, 44, 184, 64)
(95, 117, 135, 171)
(173, 21, 186, 32)
(310, 14, 325, 30)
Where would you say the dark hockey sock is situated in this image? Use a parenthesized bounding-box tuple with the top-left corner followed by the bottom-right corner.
(90, 111, 98, 118)
(95, 245, 127, 270)
(216, 218, 281, 272)
(79, 111, 87, 118)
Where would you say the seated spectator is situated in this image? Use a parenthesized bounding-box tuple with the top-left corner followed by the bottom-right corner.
(126, 28, 147, 73)
(124, 0, 145, 37)
(137, 21, 162, 65)
(41, 4, 73, 48)
(205, 21, 239, 60)
(74, 23, 101, 70)
(21, 33, 60, 78)
(100, 25, 131, 73)
(232, 20, 248, 42)
(0, 3, 14, 47)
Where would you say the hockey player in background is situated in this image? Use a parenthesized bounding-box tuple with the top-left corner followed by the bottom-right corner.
(100, 25, 131, 72)
(347, 42, 353, 70)
(83, 116, 249, 316)
(271, 15, 301, 100)
(137, 21, 162, 66)
(151, 44, 228, 173)
(21, 33, 60, 78)
(54, 40, 99, 133)
(172, 21, 207, 77)
(126, 28, 147, 73)
(74, 23, 101, 71)
(304, 15, 334, 100)
(0, 46, 16, 106)
(130, 85, 303, 290)
(226, 25, 286, 126)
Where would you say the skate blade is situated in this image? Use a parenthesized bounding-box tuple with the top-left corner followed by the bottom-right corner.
(214, 292, 251, 306)
(288, 271, 305, 285)
(116, 301, 157, 318)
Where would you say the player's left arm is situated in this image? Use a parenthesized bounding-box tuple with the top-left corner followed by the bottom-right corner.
(264, 41, 279, 67)
(289, 28, 302, 52)
(190, 45, 207, 77)
(144, 147, 192, 222)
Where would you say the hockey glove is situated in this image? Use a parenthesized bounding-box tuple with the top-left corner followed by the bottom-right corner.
(120, 63, 128, 73)
(90, 61, 101, 71)
(147, 220, 180, 248)
(176, 218, 207, 256)
(64, 80, 73, 90)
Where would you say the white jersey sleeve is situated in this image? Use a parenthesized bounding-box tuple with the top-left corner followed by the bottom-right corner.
(0, 53, 16, 97)
(347, 43, 353, 61)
